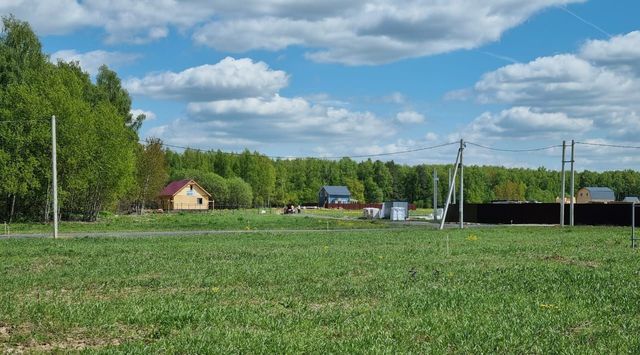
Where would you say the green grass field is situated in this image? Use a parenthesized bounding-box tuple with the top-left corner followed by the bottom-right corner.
(2, 225, 639, 353)
(3, 209, 387, 235)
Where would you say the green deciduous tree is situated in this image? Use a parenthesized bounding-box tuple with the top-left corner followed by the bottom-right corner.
(0, 17, 137, 222)
(134, 138, 168, 212)
(227, 177, 253, 208)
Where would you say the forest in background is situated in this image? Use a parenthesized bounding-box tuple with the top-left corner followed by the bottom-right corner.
(2, 17, 640, 223)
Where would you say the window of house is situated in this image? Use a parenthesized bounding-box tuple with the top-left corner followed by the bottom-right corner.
(197, 198, 203, 205)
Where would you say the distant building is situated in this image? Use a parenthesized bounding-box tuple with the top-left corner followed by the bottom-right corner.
(381, 201, 409, 220)
(623, 196, 640, 203)
(555, 196, 576, 204)
(318, 186, 351, 207)
(576, 187, 615, 204)
(159, 179, 212, 210)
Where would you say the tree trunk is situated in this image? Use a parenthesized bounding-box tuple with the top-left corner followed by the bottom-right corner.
(140, 175, 150, 215)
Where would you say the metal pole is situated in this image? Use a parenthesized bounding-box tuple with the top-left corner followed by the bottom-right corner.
(459, 139, 465, 229)
(433, 169, 439, 222)
(570, 140, 575, 226)
(52, 115, 58, 239)
(439, 149, 461, 230)
(632, 202, 637, 249)
(560, 140, 566, 227)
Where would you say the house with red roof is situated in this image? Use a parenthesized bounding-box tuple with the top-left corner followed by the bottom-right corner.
(158, 179, 212, 210)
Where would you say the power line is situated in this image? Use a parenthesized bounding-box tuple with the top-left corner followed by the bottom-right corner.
(575, 141, 640, 150)
(142, 140, 460, 160)
(466, 141, 561, 152)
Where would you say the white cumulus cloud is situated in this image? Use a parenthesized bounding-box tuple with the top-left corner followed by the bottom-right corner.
(465, 107, 592, 140)
(50, 49, 139, 76)
(3, 0, 583, 64)
(455, 30, 640, 143)
(125, 57, 288, 101)
(395, 111, 426, 124)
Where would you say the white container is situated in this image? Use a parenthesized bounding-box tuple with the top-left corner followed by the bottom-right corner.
(363, 207, 381, 219)
(391, 207, 406, 221)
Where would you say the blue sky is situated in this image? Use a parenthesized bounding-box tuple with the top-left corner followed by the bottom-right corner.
(4, 0, 640, 170)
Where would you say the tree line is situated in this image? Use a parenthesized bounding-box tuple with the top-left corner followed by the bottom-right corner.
(161, 149, 640, 208)
(2, 17, 640, 222)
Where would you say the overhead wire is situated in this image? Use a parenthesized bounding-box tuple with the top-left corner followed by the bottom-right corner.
(466, 141, 562, 152)
(575, 141, 640, 150)
(141, 140, 460, 160)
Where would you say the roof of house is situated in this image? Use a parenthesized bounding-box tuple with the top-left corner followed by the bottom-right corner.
(623, 196, 640, 203)
(159, 179, 211, 197)
(320, 185, 351, 196)
(582, 187, 615, 200)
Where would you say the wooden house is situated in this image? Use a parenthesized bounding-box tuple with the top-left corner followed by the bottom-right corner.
(159, 179, 212, 210)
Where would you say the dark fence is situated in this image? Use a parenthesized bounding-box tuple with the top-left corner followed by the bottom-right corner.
(445, 203, 639, 226)
(325, 203, 417, 210)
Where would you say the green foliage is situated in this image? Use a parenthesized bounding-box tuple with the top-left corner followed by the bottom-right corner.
(227, 177, 253, 208)
(344, 177, 365, 203)
(0, 17, 137, 222)
(133, 138, 169, 211)
(494, 181, 526, 201)
(164, 147, 640, 206)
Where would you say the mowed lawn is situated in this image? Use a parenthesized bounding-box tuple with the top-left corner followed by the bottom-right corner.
(1, 227, 640, 353)
(4, 209, 385, 235)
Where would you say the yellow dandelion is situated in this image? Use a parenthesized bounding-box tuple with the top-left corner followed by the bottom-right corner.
(466, 234, 478, 241)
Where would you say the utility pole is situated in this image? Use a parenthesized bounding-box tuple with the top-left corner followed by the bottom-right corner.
(448, 168, 456, 205)
(570, 140, 575, 226)
(439, 148, 461, 230)
(459, 139, 465, 229)
(560, 140, 566, 227)
(433, 169, 439, 222)
(52, 115, 58, 239)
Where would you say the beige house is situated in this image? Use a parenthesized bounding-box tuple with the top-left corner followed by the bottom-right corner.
(576, 187, 615, 204)
(159, 179, 212, 210)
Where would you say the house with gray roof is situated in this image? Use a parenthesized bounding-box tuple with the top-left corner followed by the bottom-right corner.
(576, 187, 615, 203)
(318, 186, 351, 207)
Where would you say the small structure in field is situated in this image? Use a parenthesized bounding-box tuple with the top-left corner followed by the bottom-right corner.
(159, 179, 211, 210)
(363, 207, 381, 219)
(576, 187, 615, 204)
(381, 201, 409, 220)
(318, 186, 351, 207)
